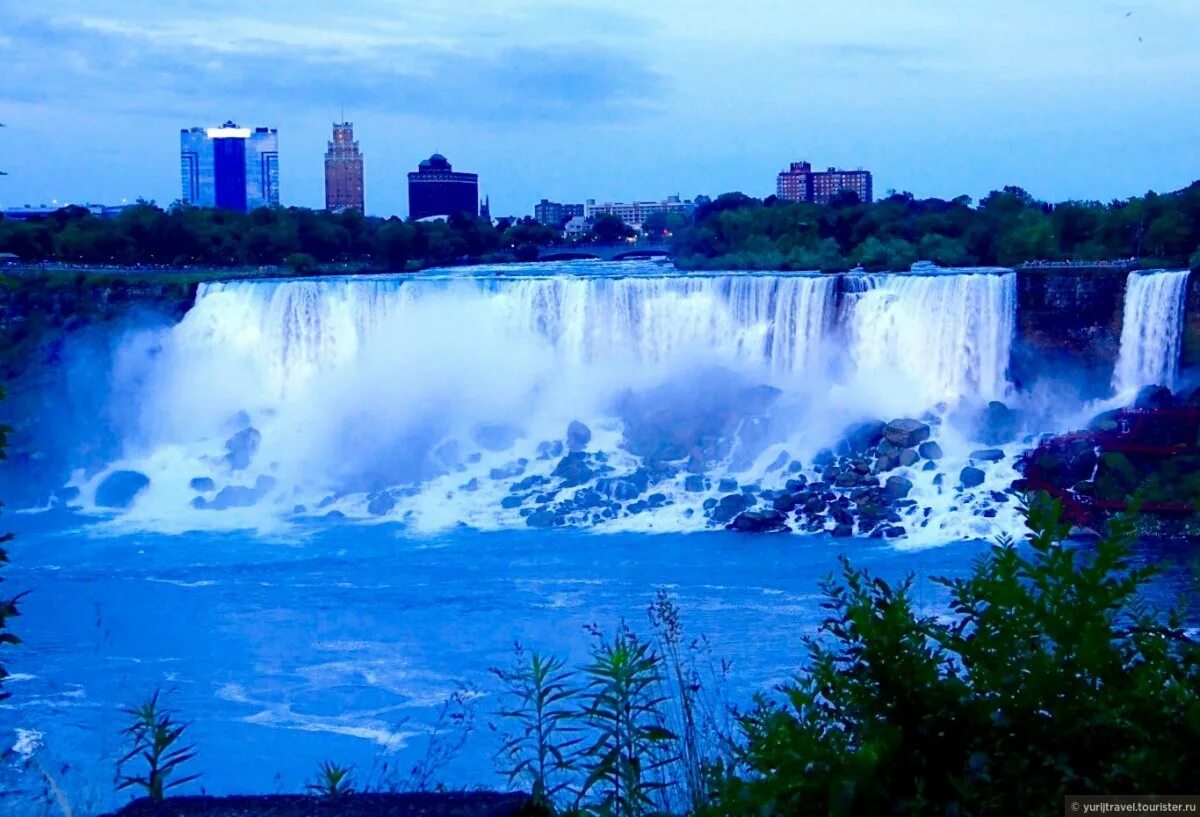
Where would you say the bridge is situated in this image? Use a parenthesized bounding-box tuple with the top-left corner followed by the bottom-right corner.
(537, 242, 672, 262)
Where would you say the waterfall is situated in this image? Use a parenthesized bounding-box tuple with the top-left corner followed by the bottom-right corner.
(846, 271, 1016, 407)
(1112, 270, 1191, 394)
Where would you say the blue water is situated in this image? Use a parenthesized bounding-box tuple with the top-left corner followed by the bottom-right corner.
(4, 510, 1198, 813)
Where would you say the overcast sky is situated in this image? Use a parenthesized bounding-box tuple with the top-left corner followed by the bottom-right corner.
(1, 0, 1198, 217)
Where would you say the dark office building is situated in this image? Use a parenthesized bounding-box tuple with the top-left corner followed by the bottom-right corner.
(776, 161, 873, 205)
(407, 153, 478, 220)
(534, 199, 585, 227)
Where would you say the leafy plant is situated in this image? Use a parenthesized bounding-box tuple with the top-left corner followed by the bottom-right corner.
(386, 684, 479, 793)
(712, 493, 1200, 817)
(492, 644, 583, 811)
(306, 760, 354, 799)
(576, 623, 678, 817)
(115, 690, 199, 802)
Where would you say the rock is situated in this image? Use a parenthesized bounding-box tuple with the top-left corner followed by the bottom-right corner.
(969, 448, 1005, 463)
(292, 504, 307, 514)
(461, 477, 479, 492)
(874, 454, 898, 473)
(551, 452, 594, 487)
(883, 475, 914, 501)
(473, 423, 522, 452)
(367, 492, 397, 516)
(1093, 451, 1142, 502)
(526, 509, 563, 528)
(1181, 387, 1200, 408)
(224, 427, 261, 471)
(95, 470, 151, 509)
(710, 493, 753, 523)
(959, 466, 986, 489)
(1133, 384, 1174, 410)
(207, 485, 260, 510)
(489, 462, 526, 480)
(838, 420, 886, 456)
(683, 474, 706, 492)
(536, 440, 564, 460)
(813, 448, 835, 467)
(922, 461, 937, 471)
(977, 401, 1019, 446)
(803, 496, 827, 514)
(189, 476, 216, 492)
(918, 441, 944, 460)
(325, 510, 346, 520)
(831, 523, 853, 537)
(884, 525, 908, 538)
(883, 418, 931, 448)
(566, 420, 592, 452)
(500, 494, 526, 509)
(788, 460, 804, 473)
(772, 493, 800, 513)
(726, 509, 791, 533)
(897, 449, 920, 468)
(717, 477, 738, 492)
(831, 505, 854, 526)
(766, 450, 789, 471)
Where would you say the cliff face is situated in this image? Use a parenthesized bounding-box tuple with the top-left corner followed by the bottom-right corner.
(1185, 273, 1200, 369)
(0, 273, 198, 378)
(1011, 268, 1128, 392)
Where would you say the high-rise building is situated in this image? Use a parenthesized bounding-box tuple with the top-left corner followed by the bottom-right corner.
(534, 199, 585, 227)
(407, 153, 478, 220)
(324, 122, 364, 212)
(180, 122, 279, 211)
(776, 161, 873, 205)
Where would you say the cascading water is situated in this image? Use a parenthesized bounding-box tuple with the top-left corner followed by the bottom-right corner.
(64, 264, 1024, 542)
(1112, 269, 1191, 394)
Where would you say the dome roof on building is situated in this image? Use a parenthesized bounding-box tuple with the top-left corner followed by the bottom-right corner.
(421, 153, 451, 170)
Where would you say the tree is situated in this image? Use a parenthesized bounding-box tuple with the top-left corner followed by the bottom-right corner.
(588, 214, 635, 244)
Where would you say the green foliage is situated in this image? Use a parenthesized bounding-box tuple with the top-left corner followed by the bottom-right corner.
(306, 760, 354, 799)
(674, 180, 1200, 270)
(284, 252, 318, 274)
(115, 690, 199, 802)
(577, 623, 678, 817)
(711, 494, 1200, 817)
(493, 646, 584, 810)
(588, 214, 637, 244)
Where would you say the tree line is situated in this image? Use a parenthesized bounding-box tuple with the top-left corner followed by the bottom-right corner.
(3, 181, 1200, 272)
(675, 182, 1200, 271)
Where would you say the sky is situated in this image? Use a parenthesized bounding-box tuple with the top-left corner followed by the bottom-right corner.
(1, 0, 1198, 218)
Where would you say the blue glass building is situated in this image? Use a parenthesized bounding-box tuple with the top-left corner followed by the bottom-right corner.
(180, 122, 279, 211)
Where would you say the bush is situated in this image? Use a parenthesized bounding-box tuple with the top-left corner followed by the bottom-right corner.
(116, 689, 199, 802)
(711, 494, 1200, 816)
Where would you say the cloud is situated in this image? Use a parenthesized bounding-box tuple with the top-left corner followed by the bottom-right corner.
(0, 13, 663, 125)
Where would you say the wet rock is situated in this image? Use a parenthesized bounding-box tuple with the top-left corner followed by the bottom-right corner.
(772, 493, 800, 513)
(883, 419, 931, 449)
(702, 497, 718, 510)
(969, 448, 1005, 463)
(959, 466, 986, 489)
(526, 509, 562, 528)
(710, 493, 753, 524)
(767, 451, 789, 471)
(512, 475, 548, 492)
(884, 525, 908, 538)
(831, 505, 854, 526)
(803, 496, 827, 514)
(874, 454, 898, 474)
(1181, 387, 1200, 408)
(918, 441, 944, 460)
(883, 475, 913, 501)
(813, 448, 835, 467)
(224, 427, 261, 471)
(325, 510, 346, 520)
(727, 509, 791, 533)
(922, 461, 937, 472)
(897, 449, 920, 468)
(566, 420, 592, 452)
(473, 423, 522, 452)
(207, 484, 260, 510)
(1133, 384, 1175, 411)
(785, 476, 808, 491)
(95, 470, 151, 509)
(683, 474, 706, 492)
(367, 492, 397, 516)
(838, 420, 886, 456)
(831, 523, 853, 537)
(552, 452, 594, 487)
(788, 460, 804, 473)
(489, 462, 526, 480)
(461, 478, 479, 492)
(292, 504, 307, 514)
(189, 476, 216, 492)
(976, 401, 1020, 445)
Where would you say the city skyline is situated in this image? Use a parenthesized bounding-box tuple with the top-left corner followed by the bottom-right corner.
(2, 1, 1199, 216)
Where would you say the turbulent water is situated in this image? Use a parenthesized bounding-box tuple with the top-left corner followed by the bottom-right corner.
(3, 260, 1197, 811)
(1113, 269, 1192, 394)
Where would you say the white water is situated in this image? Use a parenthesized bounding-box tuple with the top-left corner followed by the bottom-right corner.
(1112, 269, 1191, 394)
(66, 264, 1030, 541)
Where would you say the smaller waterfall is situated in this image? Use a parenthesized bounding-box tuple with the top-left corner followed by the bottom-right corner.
(1112, 270, 1191, 394)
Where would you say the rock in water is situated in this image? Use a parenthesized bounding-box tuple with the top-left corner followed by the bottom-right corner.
(883, 418, 931, 448)
(189, 477, 216, 492)
(918, 441, 944, 460)
(95, 470, 150, 509)
(977, 401, 1019, 445)
(838, 421, 886, 455)
(969, 448, 1005, 463)
(224, 427, 261, 471)
(883, 475, 913, 501)
(710, 493, 752, 523)
(566, 420, 592, 452)
(1133, 385, 1175, 410)
(959, 466, 986, 489)
(726, 509, 791, 533)
(367, 492, 397, 516)
(551, 452, 594, 487)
